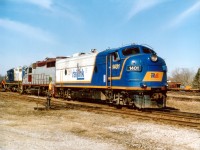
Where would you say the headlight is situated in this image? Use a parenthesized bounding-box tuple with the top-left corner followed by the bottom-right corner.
(150, 54, 158, 62)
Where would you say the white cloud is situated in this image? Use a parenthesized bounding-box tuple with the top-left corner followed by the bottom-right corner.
(169, 1, 200, 27)
(126, 0, 162, 21)
(0, 18, 54, 43)
(23, 0, 83, 24)
(26, 0, 53, 10)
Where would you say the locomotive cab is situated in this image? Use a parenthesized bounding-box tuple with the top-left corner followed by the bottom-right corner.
(123, 46, 167, 88)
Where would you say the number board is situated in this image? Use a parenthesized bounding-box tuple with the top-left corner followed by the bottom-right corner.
(127, 65, 142, 72)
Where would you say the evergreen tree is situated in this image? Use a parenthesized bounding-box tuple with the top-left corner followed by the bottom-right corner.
(192, 68, 200, 89)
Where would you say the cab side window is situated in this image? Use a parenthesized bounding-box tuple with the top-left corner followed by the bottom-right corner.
(142, 47, 156, 54)
(112, 52, 120, 62)
(28, 67, 32, 73)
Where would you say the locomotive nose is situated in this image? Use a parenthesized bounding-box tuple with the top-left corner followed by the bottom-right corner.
(125, 54, 167, 88)
(127, 54, 166, 72)
(145, 54, 167, 71)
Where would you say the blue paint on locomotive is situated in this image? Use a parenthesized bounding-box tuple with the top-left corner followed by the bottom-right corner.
(91, 44, 167, 88)
(59, 44, 167, 90)
(6, 69, 14, 83)
(88, 45, 167, 88)
(22, 66, 27, 79)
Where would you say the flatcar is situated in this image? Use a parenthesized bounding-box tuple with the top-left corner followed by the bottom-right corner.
(55, 44, 168, 108)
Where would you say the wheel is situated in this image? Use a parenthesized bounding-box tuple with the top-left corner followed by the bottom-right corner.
(157, 99, 164, 108)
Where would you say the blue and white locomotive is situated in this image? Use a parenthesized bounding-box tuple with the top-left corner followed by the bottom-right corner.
(55, 44, 168, 108)
(4, 66, 26, 91)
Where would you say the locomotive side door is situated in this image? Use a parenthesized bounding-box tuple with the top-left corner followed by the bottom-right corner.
(106, 51, 121, 88)
(106, 54, 112, 88)
(28, 67, 32, 83)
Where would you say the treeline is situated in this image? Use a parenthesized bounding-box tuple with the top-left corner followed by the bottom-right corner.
(169, 68, 200, 89)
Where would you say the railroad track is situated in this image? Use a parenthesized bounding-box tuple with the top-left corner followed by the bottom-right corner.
(168, 88, 200, 93)
(31, 95, 200, 130)
(1, 92, 200, 129)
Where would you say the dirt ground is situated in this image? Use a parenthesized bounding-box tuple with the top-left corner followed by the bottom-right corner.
(1, 92, 200, 150)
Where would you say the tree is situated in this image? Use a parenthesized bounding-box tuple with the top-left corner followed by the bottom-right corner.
(170, 68, 195, 86)
(192, 68, 200, 89)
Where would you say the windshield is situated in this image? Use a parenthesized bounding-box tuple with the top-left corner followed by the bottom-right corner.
(122, 47, 140, 56)
(142, 47, 156, 54)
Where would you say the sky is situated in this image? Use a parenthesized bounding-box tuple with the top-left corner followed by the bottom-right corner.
(0, 0, 200, 76)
